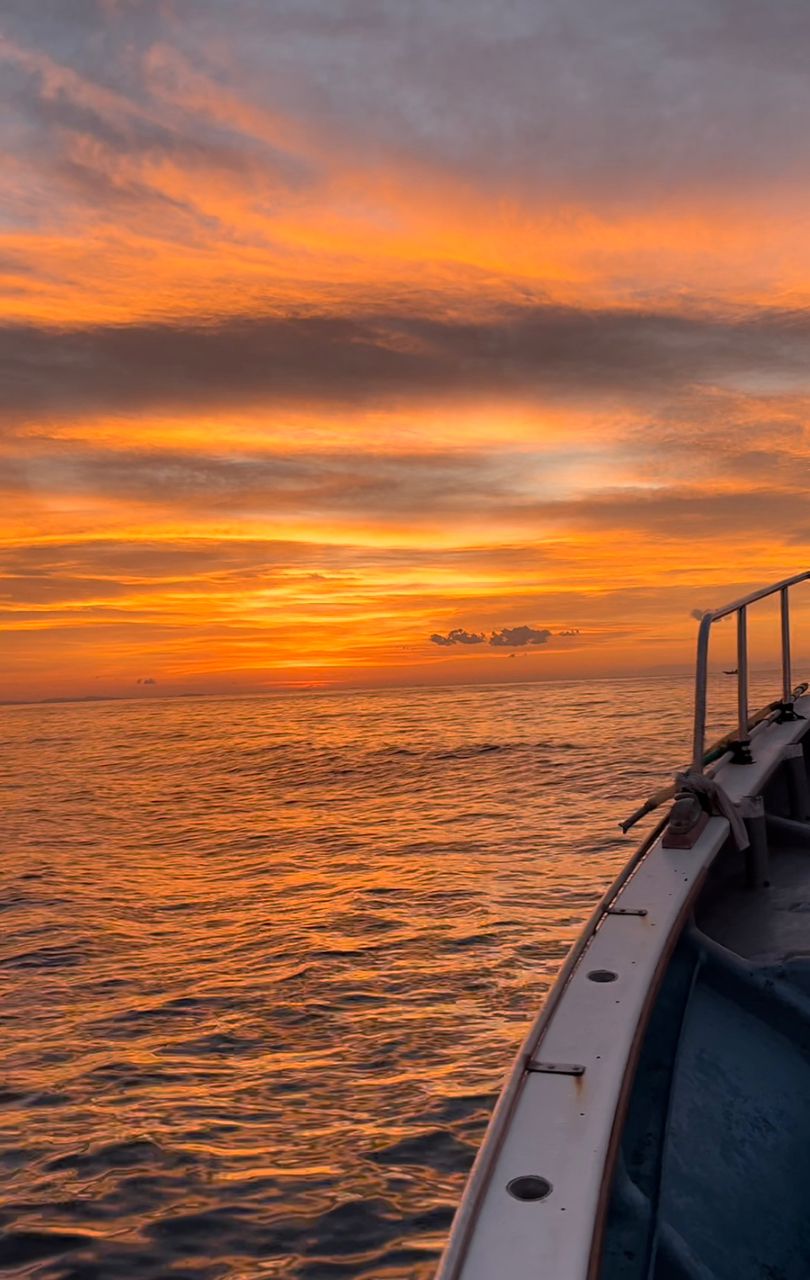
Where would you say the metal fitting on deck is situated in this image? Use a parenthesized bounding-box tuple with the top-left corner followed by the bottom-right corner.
(662, 791, 710, 849)
(726, 738, 753, 765)
(774, 700, 804, 724)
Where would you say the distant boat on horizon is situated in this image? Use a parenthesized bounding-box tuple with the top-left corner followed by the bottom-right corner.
(438, 570, 810, 1280)
(723, 667, 738, 674)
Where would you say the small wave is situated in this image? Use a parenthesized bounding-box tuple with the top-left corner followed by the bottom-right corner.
(0, 944, 89, 971)
(368, 1129, 477, 1173)
(435, 742, 502, 759)
(0, 1230, 95, 1266)
(45, 1136, 174, 1176)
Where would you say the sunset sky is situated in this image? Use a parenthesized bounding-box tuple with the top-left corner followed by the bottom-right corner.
(4, 0, 810, 701)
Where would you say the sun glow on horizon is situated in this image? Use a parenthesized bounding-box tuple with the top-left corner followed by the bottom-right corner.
(4, 4, 810, 701)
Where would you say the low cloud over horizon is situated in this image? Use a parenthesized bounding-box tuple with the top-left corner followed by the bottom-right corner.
(430, 625, 572, 649)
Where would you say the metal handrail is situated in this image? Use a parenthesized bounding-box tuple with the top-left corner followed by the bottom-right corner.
(691, 570, 810, 772)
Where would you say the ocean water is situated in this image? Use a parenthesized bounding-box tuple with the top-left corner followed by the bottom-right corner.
(0, 674, 774, 1279)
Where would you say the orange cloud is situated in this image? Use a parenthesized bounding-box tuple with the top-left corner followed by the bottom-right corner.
(4, 11, 810, 701)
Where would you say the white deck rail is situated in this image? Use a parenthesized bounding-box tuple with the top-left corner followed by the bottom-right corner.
(691, 571, 810, 772)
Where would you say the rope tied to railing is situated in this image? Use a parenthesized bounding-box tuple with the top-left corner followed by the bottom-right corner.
(672, 771, 750, 851)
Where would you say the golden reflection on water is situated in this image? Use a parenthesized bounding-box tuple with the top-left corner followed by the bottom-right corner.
(0, 674, 781, 1277)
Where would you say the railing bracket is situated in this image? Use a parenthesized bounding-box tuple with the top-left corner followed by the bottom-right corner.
(727, 738, 753, 765)
(774, 701, 804, 723)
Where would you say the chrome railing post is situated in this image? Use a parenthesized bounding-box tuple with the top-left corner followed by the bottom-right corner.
(621, 573, 809, 836)
(691, 612, 713, 773)
(737, 606, 749, 741)
(781, 586, 792, 702)
(688, 572, 808, 775)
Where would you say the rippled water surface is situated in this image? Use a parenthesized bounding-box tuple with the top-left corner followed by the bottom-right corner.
(1, 675, 770, 1278)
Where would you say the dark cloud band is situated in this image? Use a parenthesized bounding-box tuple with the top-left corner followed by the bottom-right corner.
(3, 303, 810, 426)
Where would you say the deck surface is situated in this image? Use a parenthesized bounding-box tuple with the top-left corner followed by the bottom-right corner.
(699, 840, 810, 963)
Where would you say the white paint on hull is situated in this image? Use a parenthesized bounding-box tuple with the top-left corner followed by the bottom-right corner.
(438, 699, 810, 1280)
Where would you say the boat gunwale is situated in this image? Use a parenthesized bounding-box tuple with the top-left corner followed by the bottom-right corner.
(436, 700, 810, 1280)
(435, 809, 669, 1280)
